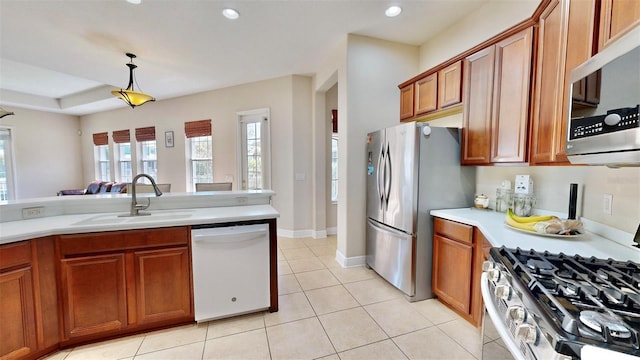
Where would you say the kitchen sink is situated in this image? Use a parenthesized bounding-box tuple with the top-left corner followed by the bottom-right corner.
(73, 211, 194, 226)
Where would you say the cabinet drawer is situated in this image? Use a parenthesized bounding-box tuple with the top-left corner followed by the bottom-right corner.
(0, 241, 32, 271)
(433, 218, 473, 244)
(58, 227, 189, 256)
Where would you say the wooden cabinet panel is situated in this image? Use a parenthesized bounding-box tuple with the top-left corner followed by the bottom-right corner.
(599, 0, 640, 50)
(490, 27, 532, 163)
(438, 60, 462, 108)
(60, 254, 127, 339)
(0, 267, 37, 359)
(432, 234, 472, 314)
(462, 46, 495, 165)
(0, 241, 32, 271)
(434, 217, 472, 245)
(134, 247, 192, 324)
(400, 84, 414, 120)
(415, 74, 437, 115)
(531, 0, 596, 165)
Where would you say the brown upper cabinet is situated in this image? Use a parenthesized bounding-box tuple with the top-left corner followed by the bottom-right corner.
(530, 0, 597, 165)
(461, 27, 533, 165)
(599, 0, 640, 50)
(399, 60, 462, 121)
(399, 84, 414, 120)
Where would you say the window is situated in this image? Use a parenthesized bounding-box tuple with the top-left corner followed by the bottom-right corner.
(189, 136, 213, 188)
(238, 109, 270, 190)
(93, 132, 110, 181)
(135, 127, 157, 183)
(331, 135, 338, 202)
(113, 129, 132, 182)
(185, 120, 212, 191)
(0, 128, 16, 200)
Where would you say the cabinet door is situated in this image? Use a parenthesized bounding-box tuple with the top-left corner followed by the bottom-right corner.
(134, 247, 192, 324)
(531, 0, 595, 165)
(438, 60, 462, 108)
(432, 234, 472, 314)
(462, 46, 494, 165)
(60, 254, 127, 339)
(415, 74, 437, 115)
(0, 268, 37, 359)
(400, 84, 414, 120)
(490, 27, 532, 163)
(599, 0, 640, 50)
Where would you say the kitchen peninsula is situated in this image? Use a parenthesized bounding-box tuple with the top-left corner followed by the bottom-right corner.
(0, 191, 279, 360)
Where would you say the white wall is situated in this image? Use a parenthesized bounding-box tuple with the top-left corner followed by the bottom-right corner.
(419, 0, 540, 70)
(0, 107, 83, 198)
(80, 75, 311, 233)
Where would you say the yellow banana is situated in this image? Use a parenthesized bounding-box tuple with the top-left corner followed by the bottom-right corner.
(505, 212, 537, 232)
(507, 209, 557, 223)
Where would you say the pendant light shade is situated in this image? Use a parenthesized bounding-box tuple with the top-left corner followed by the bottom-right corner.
(111, 53, 155, 108)
(0, 107, 15, 118)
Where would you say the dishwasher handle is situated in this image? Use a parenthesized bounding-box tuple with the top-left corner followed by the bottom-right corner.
(192, 229, 267, 244)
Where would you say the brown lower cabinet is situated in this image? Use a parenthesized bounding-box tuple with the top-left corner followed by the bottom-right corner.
(432, 217, 490, 327)
(56, 227, 193, 346)
(0, 237, 59, 360)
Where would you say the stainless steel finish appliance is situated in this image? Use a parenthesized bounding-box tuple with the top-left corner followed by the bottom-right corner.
(566, 26, 640, 167)
(482, 247, 640, 360)
(366, 123, 475, 301)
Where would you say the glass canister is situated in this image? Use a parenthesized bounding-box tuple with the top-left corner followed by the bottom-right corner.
(495, 188, 514, 212)
(513, 193, 536, 217)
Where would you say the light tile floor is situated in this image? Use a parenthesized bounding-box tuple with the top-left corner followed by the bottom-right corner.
(44, 235, 514, 360)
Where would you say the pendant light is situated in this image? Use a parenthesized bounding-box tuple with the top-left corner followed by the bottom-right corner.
(111, 53, 155, 108)
(0, 107, 14, 118)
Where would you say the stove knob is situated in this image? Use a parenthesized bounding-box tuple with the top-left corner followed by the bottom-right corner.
(482, 260, 496, 271)
(494, 284, 512, 300)
(515, 324, 538, 344)
(508, 305, 527, 324)
(487, 269, 501, 282)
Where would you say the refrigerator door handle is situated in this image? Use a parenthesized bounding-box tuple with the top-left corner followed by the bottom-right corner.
(384, 144, 392, 208)
(377, 144, 385, 208)
(368, 218, 411, 238)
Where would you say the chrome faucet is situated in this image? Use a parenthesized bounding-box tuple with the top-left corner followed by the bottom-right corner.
(129, 173, 163, 216)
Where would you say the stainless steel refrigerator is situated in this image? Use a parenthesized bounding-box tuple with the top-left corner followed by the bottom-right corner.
(366, 122, 475, 301)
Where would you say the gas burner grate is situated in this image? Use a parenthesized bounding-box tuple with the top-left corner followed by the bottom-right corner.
(494, 247, 640, 352)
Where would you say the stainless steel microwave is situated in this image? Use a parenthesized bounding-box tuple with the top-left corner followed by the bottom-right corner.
(566, 26, 640, 167)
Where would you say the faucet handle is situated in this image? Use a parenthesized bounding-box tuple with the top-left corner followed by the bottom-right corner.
(135, 198, 151, 210)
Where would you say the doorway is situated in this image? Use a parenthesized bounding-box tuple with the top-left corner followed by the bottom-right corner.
(237, 108, 271, 190)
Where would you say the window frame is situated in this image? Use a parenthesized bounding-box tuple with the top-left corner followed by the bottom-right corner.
(187, 135, 213, 191)
(136, 139, 157, 183)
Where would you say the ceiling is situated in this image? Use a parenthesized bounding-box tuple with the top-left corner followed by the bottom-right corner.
(0, 0, 492, 116)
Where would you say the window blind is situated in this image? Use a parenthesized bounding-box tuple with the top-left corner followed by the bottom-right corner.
(93, 132, 108, 146)
(185, 119, 212, 138)
(112, 129, 131, 143)
(135, 126, 155, 142)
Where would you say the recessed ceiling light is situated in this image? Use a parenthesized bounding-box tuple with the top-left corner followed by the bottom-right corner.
(385, 5, 402, 17)
(222, 8, 240, 20)
(126, 0, 142, 4)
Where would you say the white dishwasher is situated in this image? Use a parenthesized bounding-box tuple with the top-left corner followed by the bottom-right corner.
(191, 223, 270, 322)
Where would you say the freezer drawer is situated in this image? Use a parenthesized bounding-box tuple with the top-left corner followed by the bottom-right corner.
(366, 219, 415, 296)
(191, 224, 270, 322)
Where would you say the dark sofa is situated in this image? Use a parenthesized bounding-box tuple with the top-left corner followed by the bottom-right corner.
(57, 180, 128, 196)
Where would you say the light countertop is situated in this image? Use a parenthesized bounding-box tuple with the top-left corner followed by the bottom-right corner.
(0, 191, 279, 244)
(430, 208, 639, 263)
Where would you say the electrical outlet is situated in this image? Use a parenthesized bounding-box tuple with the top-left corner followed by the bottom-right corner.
(22, 206, 44, 219)
(603, 194, 613, 215)
(236, 197, 248, 204)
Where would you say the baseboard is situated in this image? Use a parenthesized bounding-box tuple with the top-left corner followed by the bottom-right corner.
(335, 249, 366, 268)
(326, 227, 337, 235)
(277, 228, 330, 239)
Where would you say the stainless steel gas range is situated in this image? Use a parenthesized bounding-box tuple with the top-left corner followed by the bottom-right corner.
(481, 247, 640, 359)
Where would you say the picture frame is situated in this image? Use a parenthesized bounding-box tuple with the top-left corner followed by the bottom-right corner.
(165, 131, 174, 148)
